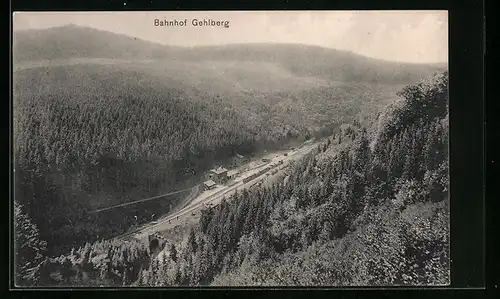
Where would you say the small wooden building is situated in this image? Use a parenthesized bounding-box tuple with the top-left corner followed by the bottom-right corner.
(227, 169, 239, 180)
(230, 154, 249, 168)
(203, 179, 217, 191)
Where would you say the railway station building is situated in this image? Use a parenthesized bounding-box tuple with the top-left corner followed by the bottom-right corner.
(207, 166, 228, 184)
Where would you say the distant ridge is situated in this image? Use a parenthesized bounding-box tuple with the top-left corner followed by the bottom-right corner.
(13, 25, 185, 62)
(13, 25, 446, 85)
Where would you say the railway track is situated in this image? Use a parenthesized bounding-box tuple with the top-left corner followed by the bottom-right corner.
(117, 142, 318, 241)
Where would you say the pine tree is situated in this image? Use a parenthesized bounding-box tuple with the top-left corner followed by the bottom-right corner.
(243, 200, 256, 235)
(319, 222, 332, 243)
(169, 243, 178, 263)
(353, 128, 371, 175)
(300, 232, 310, 250)
(122, 267, 128, 286)
(60, 257, 73, 284)
(156, 253, 169, 286)
(187, 228, 198, 255)
(424, 121, 443, 171)
(149, 258, 160, 286)
(402, 129, 416, 180)
(141, 269, 151, 286)
(14, 201, 47, 286)
(388, 134, 404, 180)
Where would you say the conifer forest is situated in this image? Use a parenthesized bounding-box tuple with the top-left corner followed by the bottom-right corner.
(13, 21, 449, 287)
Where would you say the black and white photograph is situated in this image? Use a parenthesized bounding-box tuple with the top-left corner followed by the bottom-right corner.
(12, 11, 449, 287)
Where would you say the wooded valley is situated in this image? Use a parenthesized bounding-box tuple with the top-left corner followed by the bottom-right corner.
(15, 69, 449, 286)
(13, 25, 444, 258)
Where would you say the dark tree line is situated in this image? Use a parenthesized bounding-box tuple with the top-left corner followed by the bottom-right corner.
(15, 230, 151, 287)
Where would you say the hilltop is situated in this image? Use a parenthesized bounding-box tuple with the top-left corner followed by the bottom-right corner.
(13, 25, 445, 85)
(13, 24, 184, 62)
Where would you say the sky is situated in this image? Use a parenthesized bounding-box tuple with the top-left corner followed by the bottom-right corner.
(13, 11, 448, 63)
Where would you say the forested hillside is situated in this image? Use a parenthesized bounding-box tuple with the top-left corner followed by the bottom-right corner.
(137, 70, 449, 287)
(12, 25, 443, 258)
(13, 62, 398, 256)
(16, 71, 449, 287)
(13, 64, 259, 256)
